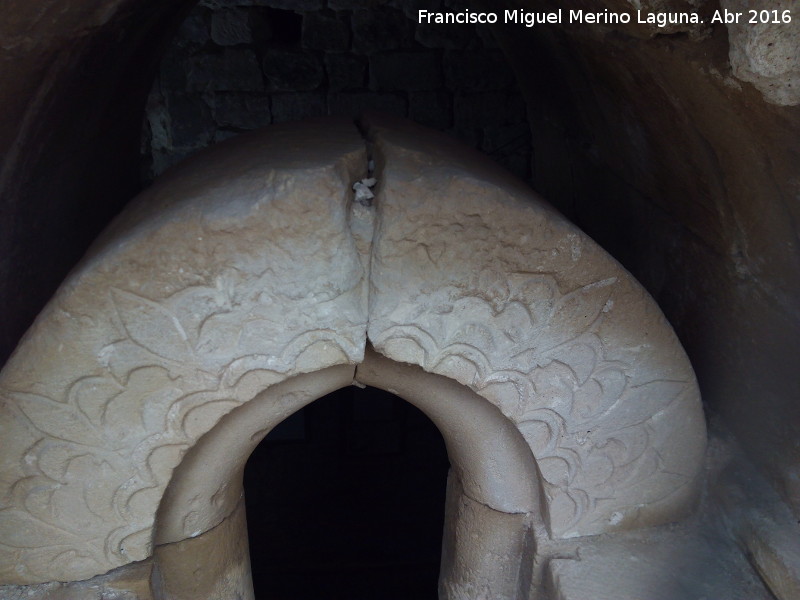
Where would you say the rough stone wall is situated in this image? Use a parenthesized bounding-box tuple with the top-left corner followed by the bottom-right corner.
(141, 0, 532, 183)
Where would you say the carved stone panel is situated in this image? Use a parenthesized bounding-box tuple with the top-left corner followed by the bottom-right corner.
(364, 113, 706, 538)
(0, 116, 706, 589)
(0, 119, 369, 584)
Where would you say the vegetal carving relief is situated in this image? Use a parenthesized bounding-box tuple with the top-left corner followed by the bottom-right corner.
(367, 174, 702, 536)
(0, 119, 704, 586)
(370, 269, 695, 536)
(0, 266, 365, 582)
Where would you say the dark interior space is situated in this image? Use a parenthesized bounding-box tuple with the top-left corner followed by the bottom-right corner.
(243, 385, 450, 600)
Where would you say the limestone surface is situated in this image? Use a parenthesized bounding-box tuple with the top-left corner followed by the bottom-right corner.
(364, 113, 706, 538)
(0, 119, 369, 583)
(0, 116, 707, 589)
(721, 0, 800, 105)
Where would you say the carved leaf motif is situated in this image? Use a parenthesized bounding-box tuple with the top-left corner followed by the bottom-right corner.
(609, 380, 686, 429)
(593, 367, 628, 410)
(541, 279, 616, 349)
(571, 378, 605, 421)
(509, 274, 557, 325)
(548, 342, 597, 385)
(14, 393, 105, 447)
(111, 289, 194, 363)
(0, 510, 81, 548)
(538, 456, 572, 487)
(68, 376, 124, 427)
(517, 408, 566, 456)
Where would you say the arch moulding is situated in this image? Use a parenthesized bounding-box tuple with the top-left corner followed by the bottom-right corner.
(0, 115, 706, 595)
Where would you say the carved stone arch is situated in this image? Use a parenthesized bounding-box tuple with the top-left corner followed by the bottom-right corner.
(0, 115, 706, 597)
(151, 354, 544, 599)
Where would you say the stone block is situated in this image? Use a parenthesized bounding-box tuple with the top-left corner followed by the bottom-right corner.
(155, 500, 252, 600)
(444, 49, 515, 91)
(325, 53, 367, 91)
(351, 8, 411, 54)
(453, 91, 526, 129)
(211, 92, 271, 129)
(175, 12, 210, 47)
(145, 89, 171, 151)
(409, 90, 452, 129)
(0, 119, 368, 583)
(270, 91, 326, 122)
(262, 49, 323, 91)
(301, 11, 350, 52)
(439, 476, 532, 600)
(369, 51, 441, 91)
(328, 91, 407, 118)
(159, 46, 192, 91)
(211, 8, 252, 46)
(186, 48, 264, 92)
(166, 92, 215, 150)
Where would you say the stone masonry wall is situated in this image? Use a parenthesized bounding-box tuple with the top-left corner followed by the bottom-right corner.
(141, 0, 532, 184)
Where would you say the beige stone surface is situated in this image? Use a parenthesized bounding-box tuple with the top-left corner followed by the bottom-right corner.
(152, 498, 252, 600)
(439, 474, 534, 600)
(0, 118, 369, 583)
(364, 113, 706, 539)
(545, 523, 774, 600)
(155, 365, 355, 544)
(0, 561, 154, 600)
(356, 348, 542, 516)
(0, 116, 708, 590)
(721, 0, 800, 105)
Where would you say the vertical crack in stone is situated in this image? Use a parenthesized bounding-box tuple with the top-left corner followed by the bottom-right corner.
(349, 117, 384, 352)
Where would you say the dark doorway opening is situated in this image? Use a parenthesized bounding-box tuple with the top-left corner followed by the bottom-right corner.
(244, 385, 450, 600)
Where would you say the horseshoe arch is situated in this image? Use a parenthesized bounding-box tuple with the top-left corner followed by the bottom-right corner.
(0, 115, 705, 598)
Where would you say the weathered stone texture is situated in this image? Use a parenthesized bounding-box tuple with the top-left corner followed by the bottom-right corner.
(369, 51, 442, 91)
(0, 120, 369, 584)
(211, 92, 271, 129)
(364, 114, 706, 538)
(0, 117, 708, 587)
(211, 8, 253, 46)
(140, 1, 531, 185)
(186, 48, 264, 91)
(325, 53, 367, 90)
(351, 8, 412, 54)
(721, 0, 800, 105)
(301, 11, 350, 51)
(262, 49, 323, 91)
